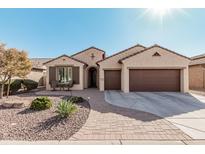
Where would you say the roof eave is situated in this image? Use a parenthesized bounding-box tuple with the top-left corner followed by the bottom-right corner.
(96, 44, 146, 64)
(32, 67, 46, 70)
(71, 46, 105, 57)
(118, 60, 123, 64)
(118, 44, 191, 62)
(43, 54, 88, 66)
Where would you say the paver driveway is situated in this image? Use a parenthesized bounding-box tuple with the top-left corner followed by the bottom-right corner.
(105, 91, 205, 139)
(37, 89, 190, 141)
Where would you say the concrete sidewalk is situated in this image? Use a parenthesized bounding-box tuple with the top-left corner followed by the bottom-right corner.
(0, 140, 205, 145)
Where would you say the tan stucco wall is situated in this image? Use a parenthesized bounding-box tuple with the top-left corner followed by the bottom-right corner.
(98, 46, 145, 69)
(121, 46, 190, 93)
(189, 65, 205, 89)
(45, 56, 84, 90)
(26, 69, 46, 86)
(72, 48, 104, 88)
(98, 46, 145, 91)
(180, 66, 189, 93)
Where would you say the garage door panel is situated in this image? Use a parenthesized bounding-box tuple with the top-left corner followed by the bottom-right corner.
(129, 69, 180, 92)
(105, 70, 121, 90)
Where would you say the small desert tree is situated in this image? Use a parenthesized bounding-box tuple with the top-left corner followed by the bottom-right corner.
(0, 43, 8, 99)
(5, 48, 32, 97)
(0, 43, 32, 99)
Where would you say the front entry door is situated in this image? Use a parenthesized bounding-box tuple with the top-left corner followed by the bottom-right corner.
(89, 67, 97, 88)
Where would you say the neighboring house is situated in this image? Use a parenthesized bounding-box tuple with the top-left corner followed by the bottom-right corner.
(189, 54, 205, 90)
(44, 44, 190, 93)
(27, 58, 52, 86)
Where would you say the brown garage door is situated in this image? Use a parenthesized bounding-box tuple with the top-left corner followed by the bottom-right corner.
(129, 69, 180, 92)
(104, 70, 121, 90)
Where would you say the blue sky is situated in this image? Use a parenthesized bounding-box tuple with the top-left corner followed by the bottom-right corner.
(0, 8, 205, 58)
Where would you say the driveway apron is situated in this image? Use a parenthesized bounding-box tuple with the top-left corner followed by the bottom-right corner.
(105, 91, 205, 139)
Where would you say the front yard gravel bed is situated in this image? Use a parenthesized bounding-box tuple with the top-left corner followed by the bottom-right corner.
(0, 93, 90, 141)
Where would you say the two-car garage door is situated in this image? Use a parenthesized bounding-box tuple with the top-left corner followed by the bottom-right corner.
(104, 69, 180, 92)
(129, 69, 180, 92)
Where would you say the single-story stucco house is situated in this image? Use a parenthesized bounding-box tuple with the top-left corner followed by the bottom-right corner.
(43, 44, 190, 93)
(189, 54, 205, 90)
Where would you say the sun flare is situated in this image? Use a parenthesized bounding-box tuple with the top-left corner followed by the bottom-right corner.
(150, 8, 171, 17)
(138, 8, 177, 25)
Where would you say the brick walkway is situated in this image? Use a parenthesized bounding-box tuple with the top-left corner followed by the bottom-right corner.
(37, 89, 192, 141)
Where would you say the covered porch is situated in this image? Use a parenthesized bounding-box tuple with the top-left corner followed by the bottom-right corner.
(43, 55, 87, 90)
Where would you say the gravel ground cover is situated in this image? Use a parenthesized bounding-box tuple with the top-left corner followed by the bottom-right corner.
(0, 92, 90, 141)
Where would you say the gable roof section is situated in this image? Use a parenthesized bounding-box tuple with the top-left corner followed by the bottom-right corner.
(118, 44, 191, 63)
(71, 46, 105, 57)
(96, 44, 146, 64)
(43, 54, 88, 66)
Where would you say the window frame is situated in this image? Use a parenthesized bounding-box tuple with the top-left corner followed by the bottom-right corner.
(56, 66, 72, 83)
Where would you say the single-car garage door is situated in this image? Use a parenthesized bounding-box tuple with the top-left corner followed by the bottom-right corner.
(104, 70, 121, 90)
(129, 69, 180, 92)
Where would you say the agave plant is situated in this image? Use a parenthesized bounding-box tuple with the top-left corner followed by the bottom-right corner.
(56, 100, 77, 118)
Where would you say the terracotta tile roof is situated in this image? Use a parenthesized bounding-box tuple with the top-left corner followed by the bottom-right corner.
(118, 44, 191, 63)
(43, 54, 88, 66)
(96, 44, 146, 64)
(71, 46, 105, 57)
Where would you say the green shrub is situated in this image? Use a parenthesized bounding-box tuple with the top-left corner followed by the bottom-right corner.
(3, 79, 23, 95)
(30, 96, 52, 110)
(56, 100, 77, 118)
(10, 79, 23, 94)
(22, 79, 38, 91)
(68, 96, 84, 103)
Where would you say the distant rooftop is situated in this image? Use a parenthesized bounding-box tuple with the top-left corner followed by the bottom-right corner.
(191, 53, 205, 60)
(190, 53, 205, 65)
(30, 58, 52, 70)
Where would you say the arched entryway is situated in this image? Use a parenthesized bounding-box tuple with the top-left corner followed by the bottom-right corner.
(88, 67, 97, 88)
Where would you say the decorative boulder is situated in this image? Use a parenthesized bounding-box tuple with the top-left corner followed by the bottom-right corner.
(2, 103, 13, 108)
(1, 100, 26, 109)
(13, 103, 25, 108)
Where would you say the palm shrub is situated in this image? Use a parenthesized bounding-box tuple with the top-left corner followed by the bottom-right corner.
(30, 96, 52, 110)
(56, 100, 77, 118)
